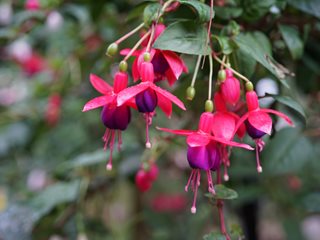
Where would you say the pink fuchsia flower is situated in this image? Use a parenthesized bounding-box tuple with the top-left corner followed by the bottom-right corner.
(25, 0, 40, 11)
(16, 52, 46, 76)
(235, 88, 294, 173)
(158, 112, 253, 213)
(121, 24, 188, 86)
(117, 56, 186, 148)
(45, 93, 61, 127)
(83, 72, 135, 170)
(220, 69, 241, 106)
(150, 193, 187, 213)
(135, 163, 159, 192)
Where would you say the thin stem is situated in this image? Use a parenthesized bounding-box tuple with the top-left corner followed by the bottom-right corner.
(208, 54, 214, 100)
(205, 0, 214, 47)
(220, 55, 226, 69)
(213, 54, 250, 82)
(146, 24, 155, 52)
(191, 55, 202, 87)
(124, 31, 151, 61)
(115, 22, 145, 45)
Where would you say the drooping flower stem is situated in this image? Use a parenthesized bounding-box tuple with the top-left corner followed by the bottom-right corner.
(213, 54, 250, 83)
(216, 168, 231, 240)
(191, 55, 202, 87)
(115, 22, 145, 45)
(206, 0, 214, 47)
(208, 54, 214, 100)
(146, 24, 156, 52)
(220, 55, 226, 70)
(124, 31, 151, 61)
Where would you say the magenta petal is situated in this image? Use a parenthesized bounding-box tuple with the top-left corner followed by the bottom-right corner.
(233, 112, 250, 136)
(82, 95, 115, 112)
(165, 68, 178, 86)
(90, 74, 113, 94)
(261, 109, 294, 126)
(117, 83, 150, 106)
(248, 111, 273, 135)
(212, 112, 236, 140)
(120, 48, 141, 57)
(162, 51, 183, 79)
(156, 127, 194, 136)
(150, 84, 186, 110)
(157, 92, 172, 118)
(209, 135, 254, 150)
(187, 133, 210, 147)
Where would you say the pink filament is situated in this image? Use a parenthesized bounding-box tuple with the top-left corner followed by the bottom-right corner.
(206, 170, 215, 194)
(191, 170, 200, 214)
(117, 130, 122, 152)
(106, 131, 116, 170)
(255, 139, 265, 173)
(145, 113, 152, 148)
(185, 170, 195, 192)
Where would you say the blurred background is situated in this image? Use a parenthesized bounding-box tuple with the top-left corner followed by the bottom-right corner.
(0, 0, 320, 239)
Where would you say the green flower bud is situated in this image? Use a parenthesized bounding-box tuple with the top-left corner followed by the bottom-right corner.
(143, 52, 151, 62)
(205, 100, 214, 112)
(245, 81, 254, 92)
(119, 61, 128, 72)
(186, 86, 196, 101)
(106, 43, 118, 57)
(217, 69, 226, 82)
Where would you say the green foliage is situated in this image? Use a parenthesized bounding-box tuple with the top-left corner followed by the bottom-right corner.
(205, 184, 238, 200)
(279, 24, 304, 59)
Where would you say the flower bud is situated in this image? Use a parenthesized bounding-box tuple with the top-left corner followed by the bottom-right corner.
(205, 100, 214, 112)
(245, 81, 254, 92)
(186, 86, 195, 100)
(220, 69, 240, 105)
(217, 69, 226, 82)
(119, 60, 128, 72)
(246, 91, 259, 111)
(106, 43, 118, 57)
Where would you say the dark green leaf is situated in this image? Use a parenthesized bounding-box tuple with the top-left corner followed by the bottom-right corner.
(205, 184, 238, 200)
(263, 128, 315, 175)
(232, 48, 257, 78)
(279, 24, 304, 59)
(213, 35, 237, 55)
(264, 94, 306, 121)
(143, 3, 161, 25)
(235, 32, 292, 86)
(214, 6, 243, 19)
(154, 21, 211, 55)
(178, 0, 213, 22)
(62, 4, 89, 24)
(29, 181, 80, 222)
(241, 0, 275, 21)
(287, 0, 320, 19)
(12, 11, 46, 26)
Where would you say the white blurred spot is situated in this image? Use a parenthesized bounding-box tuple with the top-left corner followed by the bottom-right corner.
(27, 169, 47, 191)
(46, 11, 63, 32)
(302, 215, 320, 240)
(0, 3, 12, 25)
(270, 5, 280, 15)
(7, 39, 32, 62)
(256, 78, 279, 107)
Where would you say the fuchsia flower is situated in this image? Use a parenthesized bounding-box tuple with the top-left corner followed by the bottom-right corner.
(83, 72, 135, 170)
(135, 163, 159, 192)
(158, 112, 253, 213)
(121, 24, 188, 86)
(17, 53, 46, 76)
(235, 89, 294, 173)
(220, 69, 240, 106)
(25, 0, 40, 11)
(117, 56, 186, 148)
(45, 93, 61, 127)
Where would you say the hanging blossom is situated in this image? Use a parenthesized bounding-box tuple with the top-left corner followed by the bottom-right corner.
(83, 68, 136, 170)
(117, 52, 186, 148)
(158, 112, 253, 213)
(235, 82, 294, 173)
(120, 24, 188, 86)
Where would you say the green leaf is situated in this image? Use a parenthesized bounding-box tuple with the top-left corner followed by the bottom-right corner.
(143, 3, 161, 25)
(214, 6, 243, 19)
(178, 0, 213, 22)
(303, 193, 320, 212)
(203, 232, 226, 240)
(232, 48, 257, 78)
(154, 20, 211, 55)
(12, 10, 46, 26)
(264, 94, 306, 121)
(213, 35, 237, 55)
(62, 4, 90, 24)
(29, 181, 80, 222)
(205, 184, 238, 200)
(241, 0, 275, 21)
(234, 32, 292, 86)
(279, 24, 304, 59)
(287, 0, 320, 19)
(263, 128, 315, 175)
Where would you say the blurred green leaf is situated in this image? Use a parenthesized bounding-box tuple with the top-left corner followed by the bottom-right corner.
(205, 184, 238, 200)
(235, 32, 291, 86)
(287, 0, 320, 19)
(62, 4, 90, 24)
(213, 35, 237, 55)
(178, 0, 213, 22)
(303, 193, 320, 212)
(214, 6, 243, 19)
(241, 0, 275, 21)
(203, 232, 226, 240)
(154, 20, 211, 55)
(279, 24, 304, 59)
(264, 94, 306, 122)
(263, 128, 315, 175)
(12, 10, 46, 26)
(28, 180, 80, 222)
(143, 3, 161, 25)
